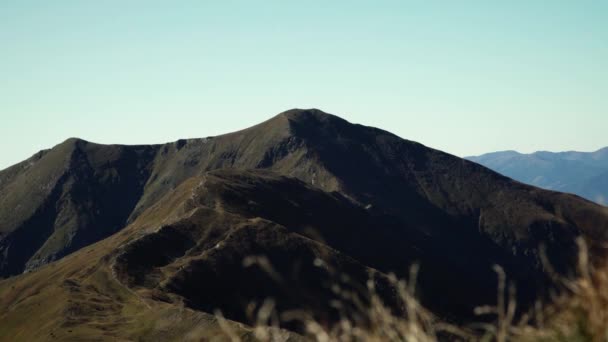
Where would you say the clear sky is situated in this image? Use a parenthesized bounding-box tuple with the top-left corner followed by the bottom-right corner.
(1, 1, 607, 170)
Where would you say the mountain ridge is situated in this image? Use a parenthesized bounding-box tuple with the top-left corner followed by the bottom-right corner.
(1, 109, 608, 340)
(467, 147, 608, 205)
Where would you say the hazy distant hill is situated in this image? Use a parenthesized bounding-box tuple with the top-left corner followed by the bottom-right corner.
(467, 148, 608, 205)
(1, 109, 607, 340)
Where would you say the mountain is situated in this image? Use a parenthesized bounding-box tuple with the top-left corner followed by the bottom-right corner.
(1, 109, 608, 340)
(467, 148, 608, 205)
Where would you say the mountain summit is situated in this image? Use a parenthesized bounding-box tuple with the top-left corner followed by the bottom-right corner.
(1, 109, 608, 340)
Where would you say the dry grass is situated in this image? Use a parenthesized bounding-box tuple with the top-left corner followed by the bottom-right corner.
(521, 239, 608, 342)
(216, 238, 608, 342)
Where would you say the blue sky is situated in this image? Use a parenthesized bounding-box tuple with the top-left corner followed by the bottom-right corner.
(1, 1, 607, 169)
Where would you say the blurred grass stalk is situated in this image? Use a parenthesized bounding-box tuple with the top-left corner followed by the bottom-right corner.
(216, 238, 608, 342)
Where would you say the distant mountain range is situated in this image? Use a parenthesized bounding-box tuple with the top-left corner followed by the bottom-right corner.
(467, 148, 608, 205)
(1, 109, 608, 340)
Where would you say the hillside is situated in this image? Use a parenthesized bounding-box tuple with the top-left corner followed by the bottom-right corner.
(1, 109, 608, 341)
(467, 148, 608, 205)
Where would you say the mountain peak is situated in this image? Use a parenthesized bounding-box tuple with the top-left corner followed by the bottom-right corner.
(274, 108, 349, 127)
(2, 110, 608, 339)
(60, 137, 90, 146)
(278, 108, 331, 118)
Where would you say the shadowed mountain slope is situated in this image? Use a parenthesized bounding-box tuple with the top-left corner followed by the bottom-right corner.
(0, 139, 158, 276)
(1, 109, 608, 340)
(0, 110, 331, 277)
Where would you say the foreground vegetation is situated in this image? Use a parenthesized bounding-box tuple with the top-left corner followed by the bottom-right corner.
(217, 239, 608, 342)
